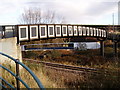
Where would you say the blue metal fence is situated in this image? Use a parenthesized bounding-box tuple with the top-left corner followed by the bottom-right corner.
(0, 52, 44, 89)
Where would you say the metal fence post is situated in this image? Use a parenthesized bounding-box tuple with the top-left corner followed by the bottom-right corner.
(16, 59, 20, 89)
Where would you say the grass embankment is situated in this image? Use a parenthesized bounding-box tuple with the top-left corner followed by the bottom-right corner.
(3, 59, 119, 88)
(25, 51, 120, 88)
(22, 42, 120, 88)
(2, 42, 120, 88)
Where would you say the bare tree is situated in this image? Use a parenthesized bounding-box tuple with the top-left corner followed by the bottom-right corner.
(42, 9, 56, 24)
(19, 7, 66, 24)
(19, 7, 67, 44)
(19, 8, 42, 24)
(20, 8, 41, 24)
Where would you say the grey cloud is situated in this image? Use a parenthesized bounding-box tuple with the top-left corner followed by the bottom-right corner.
(20, 1, 118, 24)
(84, 2, 117, 17)
(24, 0, 57, 10)
(0, 0, 118, 24)
(25, 1, 49, 5)
(0, 3, 17, 15)
(24, 0, 57, 6)
(52, 2, 117, 24)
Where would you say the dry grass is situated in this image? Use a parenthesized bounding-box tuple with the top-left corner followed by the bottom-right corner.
(2, 58, 120, 89)
(20, 45, 120, 88)
(2, 42, 120, 88)
(2, 62, 16, 88)
(2, 61, 58, 88)
(24, 60, 120, 88)
(22, 61, 58, 88)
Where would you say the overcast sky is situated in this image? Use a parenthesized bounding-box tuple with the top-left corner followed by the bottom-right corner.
(0, 0, 119, 25)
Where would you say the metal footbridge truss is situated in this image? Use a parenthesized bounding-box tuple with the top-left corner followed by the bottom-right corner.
(0, 24, 120, 43)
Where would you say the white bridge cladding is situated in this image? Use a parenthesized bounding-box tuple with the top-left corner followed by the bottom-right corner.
(18, 24, 107, 41)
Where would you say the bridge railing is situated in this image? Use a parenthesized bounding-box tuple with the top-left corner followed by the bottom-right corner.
(107, 32, 120, 41)
(0, 52, 44, 89)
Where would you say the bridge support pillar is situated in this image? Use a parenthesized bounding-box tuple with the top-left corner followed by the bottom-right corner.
(100, 40, 104, 57)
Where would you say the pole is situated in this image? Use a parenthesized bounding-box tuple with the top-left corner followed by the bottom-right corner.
(100, 41, 104, 57)
(112, 13, 115, 32)
(114, 42, 118, 57)
(16, 59, 20, 90)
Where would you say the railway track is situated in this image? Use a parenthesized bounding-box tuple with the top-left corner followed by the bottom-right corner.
(23, 58, 105, 74)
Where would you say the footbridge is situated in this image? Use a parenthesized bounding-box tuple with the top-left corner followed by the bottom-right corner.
(0, 24, 119, 41)
(0, 24, 120, 56)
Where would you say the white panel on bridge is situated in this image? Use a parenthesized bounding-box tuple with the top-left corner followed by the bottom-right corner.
(62, 25, 67, 37)
(82, 27, 86, 36)
(93, 28, 96, 36)
(55, 25, 61, 37)
(99, 29, 102, 37)
(96, 28, 99, 36)
(103, 30, 106, 37)
(39, 25, 47, 38)
(78, 26, 82, 36)
(100, 29, 102, 37)
(68, 26, 73, 36)
(30, 25, 38, 39)
(5, 26, 14, 30)
(101, 30, 104, 37)
(19, 26, 28, 41)
(86, 27, 89, 36)
(48, 25, 55, 38)
(90, 27, 93, 36)
(73, 26, 78, 36)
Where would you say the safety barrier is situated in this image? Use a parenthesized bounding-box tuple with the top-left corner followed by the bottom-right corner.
(0, 52, 44, 89)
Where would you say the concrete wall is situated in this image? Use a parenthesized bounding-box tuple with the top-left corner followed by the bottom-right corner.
(0, 37, 22, 64)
